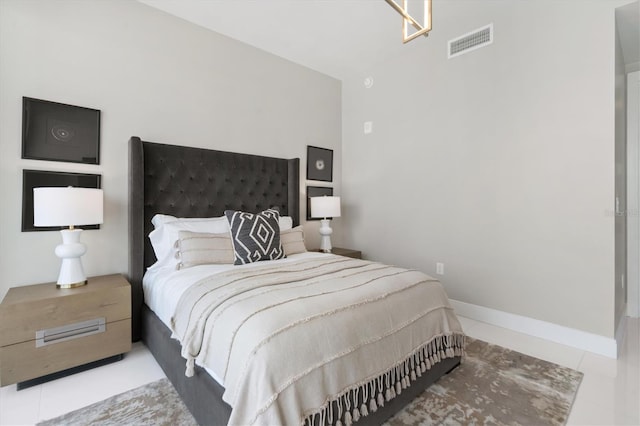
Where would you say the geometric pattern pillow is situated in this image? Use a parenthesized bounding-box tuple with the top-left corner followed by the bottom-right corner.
(280, 226, 307, 256)
(224, 209, 286, 265)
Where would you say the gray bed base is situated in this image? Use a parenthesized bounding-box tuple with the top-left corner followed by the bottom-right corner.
(143, 304, 460, 426)
(142, 305, 232, 425)
(129, 137, 461, 425)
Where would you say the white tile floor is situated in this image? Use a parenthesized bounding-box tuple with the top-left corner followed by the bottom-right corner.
(0, 343, 166, 425)
(1, 316, 638, 425)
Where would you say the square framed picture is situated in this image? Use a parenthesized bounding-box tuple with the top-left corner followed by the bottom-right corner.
(22, 169, 102, 232)
(306, 146, 333, 182)
(306, 186, 333, 220)
(22, 97, 101, 164)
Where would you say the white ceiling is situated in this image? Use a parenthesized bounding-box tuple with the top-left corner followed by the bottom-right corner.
(136, 0, 430, 80)
(139, 0, 639, 80)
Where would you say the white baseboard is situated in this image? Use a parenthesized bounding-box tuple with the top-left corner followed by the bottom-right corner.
(450, 299, 618, 359)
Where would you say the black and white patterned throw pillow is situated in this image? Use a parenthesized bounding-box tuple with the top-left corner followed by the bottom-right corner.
(224, 208, 286, 265)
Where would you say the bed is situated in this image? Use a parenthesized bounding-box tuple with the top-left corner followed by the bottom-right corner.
(128, 136, 464, 425)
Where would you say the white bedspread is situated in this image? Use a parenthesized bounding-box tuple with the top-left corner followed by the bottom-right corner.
(170, 256, 465, 426)
(143, 252, 327, 385)
(143, 252, 324, 328)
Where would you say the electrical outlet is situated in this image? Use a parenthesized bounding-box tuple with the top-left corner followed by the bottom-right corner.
(436, 262, 444, 275)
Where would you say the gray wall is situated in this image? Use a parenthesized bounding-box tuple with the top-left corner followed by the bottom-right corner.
(0, 0, 630, 340)
(341, 0, 623, 338)
(0, 0, 341, 299)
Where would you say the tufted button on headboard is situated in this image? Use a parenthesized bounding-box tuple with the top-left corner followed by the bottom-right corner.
(128, 137, 300, 340)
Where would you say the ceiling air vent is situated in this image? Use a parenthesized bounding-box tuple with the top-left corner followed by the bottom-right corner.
(448, 23, 493, 59)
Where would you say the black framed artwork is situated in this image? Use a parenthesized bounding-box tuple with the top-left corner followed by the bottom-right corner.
(306, 186, 333, 220)
(22, 169, 102, 232)
(22, 97, 101, 164)
(306, 146, 333, 182)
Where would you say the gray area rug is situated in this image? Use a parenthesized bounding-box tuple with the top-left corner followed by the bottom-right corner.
(385, 338, 583, 425)
(37, 378, 195, 426)
(38, 338, 582, 426)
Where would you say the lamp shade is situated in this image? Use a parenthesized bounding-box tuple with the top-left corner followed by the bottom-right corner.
(311, 196, 341, 219)
(34, 187, 104, 227)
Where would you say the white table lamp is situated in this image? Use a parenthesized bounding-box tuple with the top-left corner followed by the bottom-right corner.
(33, 187, 104, 288)
(310, 196, 341, 253)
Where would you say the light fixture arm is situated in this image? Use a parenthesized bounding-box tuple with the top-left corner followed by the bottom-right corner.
(384, 0, 432, 43)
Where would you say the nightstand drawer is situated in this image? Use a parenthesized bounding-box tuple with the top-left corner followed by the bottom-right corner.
(0, 274, 132, 387)
(0, 318, 131, 386)
(0, 275, 130, 347)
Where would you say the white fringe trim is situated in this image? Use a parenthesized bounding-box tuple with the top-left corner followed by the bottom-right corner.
(185, 358, 195, 377)
(303, 333, 465, 426)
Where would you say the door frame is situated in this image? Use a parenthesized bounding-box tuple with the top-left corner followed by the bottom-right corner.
(627, 70, 640, 318)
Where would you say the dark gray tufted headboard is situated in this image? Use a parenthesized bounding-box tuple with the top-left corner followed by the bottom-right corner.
(128, 136, 300, 340)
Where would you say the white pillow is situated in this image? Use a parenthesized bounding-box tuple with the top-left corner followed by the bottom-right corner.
(151, 214, 179, 229)
(279, 216, 293, 231)
(148, 216, 230, 269)
(152, 213, 293, 230)
(280, 226, 307, 256)
(148, 213, 294, 269)
(175, 230, 235, 269)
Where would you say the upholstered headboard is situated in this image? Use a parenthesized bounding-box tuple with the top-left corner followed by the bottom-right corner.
(128, 136, 300, 340)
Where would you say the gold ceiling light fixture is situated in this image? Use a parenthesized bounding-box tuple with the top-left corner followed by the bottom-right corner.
(384, 0, 432, 43)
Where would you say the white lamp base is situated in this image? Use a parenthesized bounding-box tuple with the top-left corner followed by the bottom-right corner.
(319, 219, 333, 253)
(55, 229, 88, 289)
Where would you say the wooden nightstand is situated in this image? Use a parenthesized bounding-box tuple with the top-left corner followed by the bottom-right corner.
(0, 274, 131, 389)
(328, 247, 362, 259)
